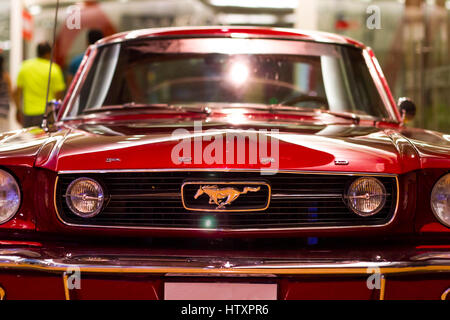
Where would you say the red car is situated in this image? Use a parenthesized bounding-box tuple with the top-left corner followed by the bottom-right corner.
(0, 27, 448, 300)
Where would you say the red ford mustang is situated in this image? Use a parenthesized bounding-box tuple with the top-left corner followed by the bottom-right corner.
(0, 27, 448, 300)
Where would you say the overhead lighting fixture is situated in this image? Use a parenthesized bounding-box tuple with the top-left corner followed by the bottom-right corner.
(0, 41, 11, 51)
(219, 13, 278, 25)
(209, 0, 297, 9)
(28, 5, 42, 16)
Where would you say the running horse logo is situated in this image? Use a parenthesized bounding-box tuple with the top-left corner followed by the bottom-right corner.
(194, 185, 261, 209)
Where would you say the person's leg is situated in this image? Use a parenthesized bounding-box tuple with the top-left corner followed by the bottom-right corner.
(0, 117, 9, 133)
(23, 115, 43, 128)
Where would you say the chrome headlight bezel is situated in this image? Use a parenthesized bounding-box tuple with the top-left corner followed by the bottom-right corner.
(346, 177, 387, 217)
(430, 173, 450, 228)
(0, 169, 21, 225)
(65, 177, 105, 218)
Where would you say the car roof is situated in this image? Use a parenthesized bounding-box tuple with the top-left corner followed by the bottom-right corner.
(97, 26, 365, 48)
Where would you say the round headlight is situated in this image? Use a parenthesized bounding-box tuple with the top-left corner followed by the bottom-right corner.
(346, 177, 386, 217)
(431, 173, 450, 228)
(0, 170, 21, 224)
(65, 178, 104, 218)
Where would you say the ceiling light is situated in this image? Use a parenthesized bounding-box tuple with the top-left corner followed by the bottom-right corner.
(209, 0, 297, 9)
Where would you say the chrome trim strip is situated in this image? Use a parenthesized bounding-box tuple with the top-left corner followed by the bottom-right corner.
(113, 193, 181, 199)
(272, 193, 342, 199)
(165, 273, 277, 278)
(54, 169, 399, 232)
(58, 168, 398, 177)
(441, 288, 450, 300)
(363, 48, 399, 122)
(345, 193, 390, 200)
(0, 254, 449, 276)
(411, 253, 450, 261)
(0, 286, 5, 300)
(62, 273, 70, 301)
(380, 275, 386, 300)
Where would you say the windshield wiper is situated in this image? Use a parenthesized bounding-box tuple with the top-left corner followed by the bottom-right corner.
(319, 110, 361, 124)
(83, 102, 360, 123)
(83, 103, 211, 115)
(269, 104, 361, 124)
(123, 102, 172, 109)
(82, 103, 173, 114)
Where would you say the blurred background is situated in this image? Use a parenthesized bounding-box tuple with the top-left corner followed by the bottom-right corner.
(0, 0, 449, 132)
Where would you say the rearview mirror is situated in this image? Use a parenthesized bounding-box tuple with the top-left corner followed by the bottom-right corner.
(398, 97, 416, 122)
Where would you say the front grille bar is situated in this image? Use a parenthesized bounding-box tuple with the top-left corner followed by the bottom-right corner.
(55, 170, 398, 231)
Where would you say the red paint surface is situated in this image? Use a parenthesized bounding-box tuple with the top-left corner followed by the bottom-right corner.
(0, 241, 41, 247)
(98, 26, 366, 48)
(384, 277, 450, 300)
(0, 28, 448, 299)
(72, 277, 162, 300)
(1, 272, 448, 300)
(0, 274, 65, 300)
(0, 29, 449, 236)
(281, 278, 377, 300)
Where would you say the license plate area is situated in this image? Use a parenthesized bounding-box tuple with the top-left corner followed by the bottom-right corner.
(164, 282, 278, 300)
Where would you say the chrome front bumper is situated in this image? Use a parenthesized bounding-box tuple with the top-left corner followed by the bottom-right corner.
(0, 249, 449, 275)
(0, 244, 449, 300)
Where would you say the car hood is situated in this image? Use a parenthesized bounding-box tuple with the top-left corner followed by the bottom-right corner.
(32, 118, 429, 174)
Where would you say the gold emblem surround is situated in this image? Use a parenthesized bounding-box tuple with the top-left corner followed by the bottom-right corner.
(182, 181, 271, 212)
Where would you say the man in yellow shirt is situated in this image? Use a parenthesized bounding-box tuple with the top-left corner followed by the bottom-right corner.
(14, 42, 66, 128)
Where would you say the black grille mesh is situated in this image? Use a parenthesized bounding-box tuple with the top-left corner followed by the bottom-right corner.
(56, 171, 397, 230)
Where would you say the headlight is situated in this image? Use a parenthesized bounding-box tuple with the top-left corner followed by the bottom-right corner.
(431, 173, 450, 227)
(0, 170, 21, 224)
(346, 177, 386, 217)
(65, 178, 104, 218)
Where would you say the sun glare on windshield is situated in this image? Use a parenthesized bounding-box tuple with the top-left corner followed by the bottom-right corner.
(227, 60, 250, 87)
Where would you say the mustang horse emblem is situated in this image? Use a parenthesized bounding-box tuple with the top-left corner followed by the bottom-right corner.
(194, 185, 261, 209)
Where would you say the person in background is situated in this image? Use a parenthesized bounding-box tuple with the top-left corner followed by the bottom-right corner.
(0, 54, 14, 132)
(67, 29, 104, 84)
(14, 42, 66, 128)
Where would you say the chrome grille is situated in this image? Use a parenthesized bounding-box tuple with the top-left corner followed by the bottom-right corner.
(56, 171, 397, 230)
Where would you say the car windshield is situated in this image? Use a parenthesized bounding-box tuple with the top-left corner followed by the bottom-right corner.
(64, 37, 391, 120)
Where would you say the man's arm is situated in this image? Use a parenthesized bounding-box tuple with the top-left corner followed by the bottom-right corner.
(56, 91, 65, 101)
(66, 74, 74, 87)
(53, 64, 66, 102)
(13, 87, 23, 125)
(5, 73, 14, 103)
(15, 64, 26, 126)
